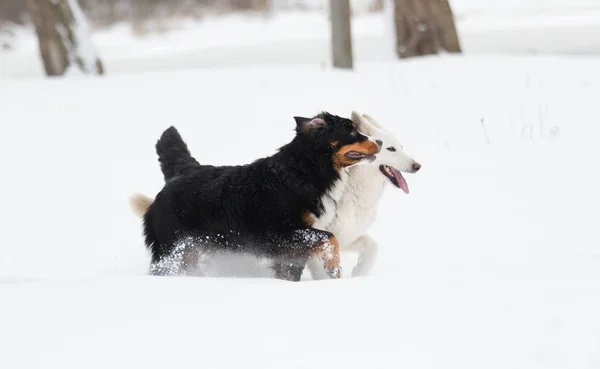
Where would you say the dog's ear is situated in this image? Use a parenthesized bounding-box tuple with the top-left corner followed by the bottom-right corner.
(294, 116, 326, 133)
(361, 113, 383, 129)
(351, 110, 372, 134)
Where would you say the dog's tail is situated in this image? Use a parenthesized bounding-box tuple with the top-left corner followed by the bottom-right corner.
(156, 126, 201, 182)
(129, 193, 153, 218)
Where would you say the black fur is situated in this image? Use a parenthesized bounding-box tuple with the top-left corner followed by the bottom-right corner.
(143, 112, 375, 281)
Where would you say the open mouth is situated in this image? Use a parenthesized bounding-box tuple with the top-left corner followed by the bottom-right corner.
(379, 165, 409, 194)
(345, 151, 375, 162)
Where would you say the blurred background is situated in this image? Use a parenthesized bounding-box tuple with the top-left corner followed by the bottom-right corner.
(2, 0, 600, 79)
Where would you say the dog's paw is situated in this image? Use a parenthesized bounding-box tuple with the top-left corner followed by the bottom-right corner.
(327, 266, 342, 279)
(351, 265, 367, 278)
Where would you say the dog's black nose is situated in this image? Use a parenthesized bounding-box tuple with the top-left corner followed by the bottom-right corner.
(375, 140, 383, 147)
(412, 162, 421, 172)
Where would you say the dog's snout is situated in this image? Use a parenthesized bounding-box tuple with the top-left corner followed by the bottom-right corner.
(375, 139, 383, 148)
(412, 162, 421, 172)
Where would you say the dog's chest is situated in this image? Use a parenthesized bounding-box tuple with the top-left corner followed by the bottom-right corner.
(327, 167, 386, 247)
(311, 171, 348, 231)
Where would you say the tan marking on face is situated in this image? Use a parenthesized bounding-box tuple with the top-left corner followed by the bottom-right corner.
(330, 141, 338, 147)
(333, 140, 380, 169)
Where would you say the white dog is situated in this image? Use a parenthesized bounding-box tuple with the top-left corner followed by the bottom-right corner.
(305, 111, 421, 278)
(129, 111, 420, 278)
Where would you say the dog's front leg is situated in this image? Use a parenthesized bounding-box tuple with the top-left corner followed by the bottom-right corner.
(306, 257, 330, 281)
(271, 229, 342, 281)
(351, 234, 378, 277)
(272, 256, 309, 282)
(303, 229, 342, 279)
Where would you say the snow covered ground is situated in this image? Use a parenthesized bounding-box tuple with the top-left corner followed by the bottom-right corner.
(1, 1, 600, 368)
(1, 56, 599, 368)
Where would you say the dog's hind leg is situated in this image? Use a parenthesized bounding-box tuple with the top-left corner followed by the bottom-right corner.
(182, 244, 215, 277)
(351, 235, 378, 277)
(148, 248, 186, 276)
(147, 235, 212, 277)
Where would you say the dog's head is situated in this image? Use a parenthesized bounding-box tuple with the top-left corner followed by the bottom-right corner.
(351, 111, 421, 194)
(294, 112, 381, 169)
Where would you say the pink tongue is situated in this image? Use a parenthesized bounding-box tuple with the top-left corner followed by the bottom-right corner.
(391, 167, 409, 194)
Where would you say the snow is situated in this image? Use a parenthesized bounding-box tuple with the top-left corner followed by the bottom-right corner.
(1, 1, 600, 368)
(1, 55, 599, 368)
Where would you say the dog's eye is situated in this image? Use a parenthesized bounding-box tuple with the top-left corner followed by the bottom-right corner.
(387, 147, 396, 152)
(350, 130, 358, 137)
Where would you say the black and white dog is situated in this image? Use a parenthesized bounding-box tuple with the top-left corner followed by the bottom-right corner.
(134, 112, 381, 281)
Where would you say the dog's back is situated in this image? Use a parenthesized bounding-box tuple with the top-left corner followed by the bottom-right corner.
(143, 155, 315, 262)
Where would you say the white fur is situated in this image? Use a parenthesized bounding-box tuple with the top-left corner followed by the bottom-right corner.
(307, 111, 420, 279)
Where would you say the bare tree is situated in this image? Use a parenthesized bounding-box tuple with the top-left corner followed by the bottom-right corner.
(392, 0, 461, 58)
(329, 0, 353, 69)
(26, 0, 104, 76)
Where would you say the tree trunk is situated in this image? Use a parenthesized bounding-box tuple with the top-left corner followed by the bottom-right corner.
(26, 0, 104, 76)
(329, 0, 353, 69)
(393, 0, 461, 59)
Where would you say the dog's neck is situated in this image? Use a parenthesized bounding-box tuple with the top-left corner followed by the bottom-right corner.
(273, 137, 348, 223)
(347, 163, 388, 206)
